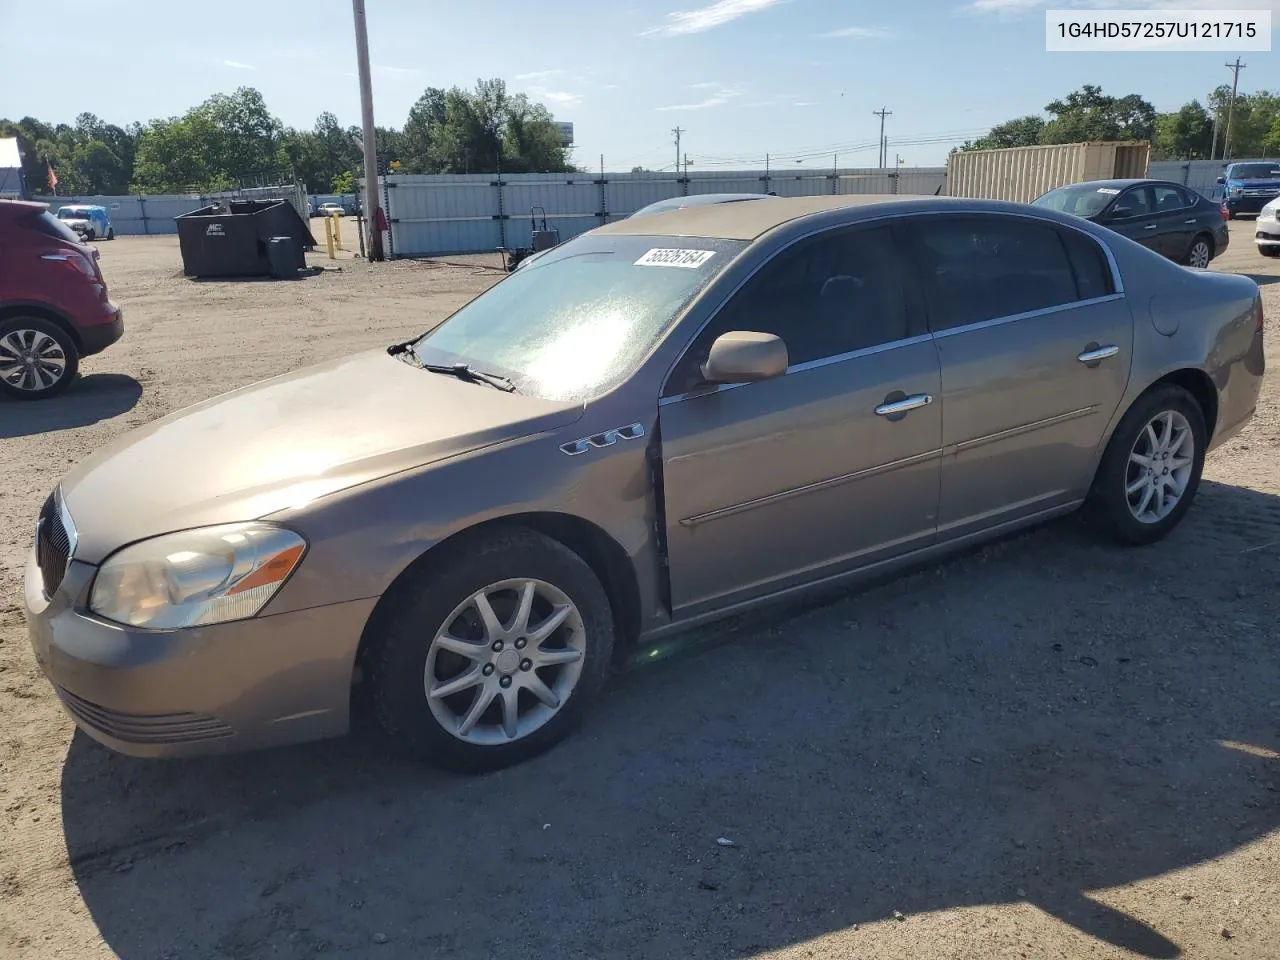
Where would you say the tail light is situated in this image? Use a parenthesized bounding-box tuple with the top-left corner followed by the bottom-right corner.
(1220, 202, 1231, 221)
(40, 249, 98, 279)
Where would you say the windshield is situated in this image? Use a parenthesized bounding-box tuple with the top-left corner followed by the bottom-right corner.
(1031, 183, 1119, 218)
(1228, 163, 1280, 180)
(57, 208, 89, 220)
(412, 233, 748, 401)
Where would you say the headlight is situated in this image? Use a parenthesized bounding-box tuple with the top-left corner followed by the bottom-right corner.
(89, 523, 306, 629)
(1231, 187, 1243, 196)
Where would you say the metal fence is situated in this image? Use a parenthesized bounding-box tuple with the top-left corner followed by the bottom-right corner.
(372, 167, 948, 258)
(1147, 158, 1274, 200)
(28, 182, 309, 235)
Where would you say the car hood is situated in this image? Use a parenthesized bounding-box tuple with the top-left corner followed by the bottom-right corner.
(59, 349, 585, 563)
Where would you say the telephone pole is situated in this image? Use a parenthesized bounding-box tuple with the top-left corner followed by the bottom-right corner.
(873, 107, 892, 168)
(352, 0, 383, 260)
(672, 127, 685, 174)
(1223, 57, 1246, 161)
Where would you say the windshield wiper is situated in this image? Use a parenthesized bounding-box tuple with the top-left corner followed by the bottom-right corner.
(388, 340, 516, 392)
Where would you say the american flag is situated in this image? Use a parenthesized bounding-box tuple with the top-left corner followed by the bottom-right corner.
(47, 163, 58, 192)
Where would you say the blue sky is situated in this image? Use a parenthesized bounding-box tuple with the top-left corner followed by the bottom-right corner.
(2, 0, 1277, 170)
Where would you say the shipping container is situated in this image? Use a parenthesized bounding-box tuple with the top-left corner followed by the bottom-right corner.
(946, 141, 1151, 203)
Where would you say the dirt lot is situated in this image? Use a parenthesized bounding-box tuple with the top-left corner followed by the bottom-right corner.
(1, 225, 1278, 960)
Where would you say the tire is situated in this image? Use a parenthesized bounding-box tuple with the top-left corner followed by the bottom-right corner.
(84, 229, 95, 241)
(1184, 234, 1213, 269)
(365, 526, 615, 773)
(1088, 385, 1207, 546)
(106, 227, 114, 240)
(1260, 247, 1280, 258)
(0, 316, 80, 400)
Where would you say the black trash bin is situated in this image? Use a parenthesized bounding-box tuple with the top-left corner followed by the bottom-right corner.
(175, 199, 315, 279)
(266, 237, 299, 279)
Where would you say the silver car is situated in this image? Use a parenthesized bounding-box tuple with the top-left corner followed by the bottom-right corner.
(25, 195, 1265, 773)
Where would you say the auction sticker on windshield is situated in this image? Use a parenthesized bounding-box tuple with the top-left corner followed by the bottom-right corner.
(634, 248, 717, 268)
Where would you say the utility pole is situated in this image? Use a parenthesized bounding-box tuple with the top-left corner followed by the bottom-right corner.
(1210, 108, 1220, 161)
(672, 127, 684, 174)
(1223, 57, 1246, 161)
(683, 152, 689, 176)
(873, 107, 892, 168)
(352, 0, 383, 261)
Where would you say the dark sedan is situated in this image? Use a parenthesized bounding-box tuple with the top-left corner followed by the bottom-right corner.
(1032, 178, 1229, 269)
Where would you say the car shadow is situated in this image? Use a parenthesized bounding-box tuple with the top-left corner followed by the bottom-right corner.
(185, 266, 326, 283)
(1242, 273, 1280, 286)
(0, 373, 142, 438)
(60, 479, 1280, 959)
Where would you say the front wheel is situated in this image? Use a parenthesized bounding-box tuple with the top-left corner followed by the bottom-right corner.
(0, 317, 80, 400)
(365, 527, 615, 773)
(1185, 235, 1213, 268)
(1088, 385, 1207, 545)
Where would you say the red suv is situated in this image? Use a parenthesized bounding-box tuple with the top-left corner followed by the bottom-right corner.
(0, 199, 123, 400)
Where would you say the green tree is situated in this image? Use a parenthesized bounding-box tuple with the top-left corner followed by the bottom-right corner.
(1155, 100, 1214, 159)
(1039, 85, 1157, 144)
(960, 116, 1045, 151)
(398, 78, 572, 174)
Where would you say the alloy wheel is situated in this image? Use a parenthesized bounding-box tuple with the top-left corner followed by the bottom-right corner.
(1189, 240, 1211, 269)
(1125, 410, 1195, 524)
(0, 328, 68, 393)
(424, 578, 586, 745)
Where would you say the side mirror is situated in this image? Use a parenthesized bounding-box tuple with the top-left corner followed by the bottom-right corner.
(701, 331, 788, 384)
(1108, 205, 1134, 220)
(1216, 176, 1226, 185)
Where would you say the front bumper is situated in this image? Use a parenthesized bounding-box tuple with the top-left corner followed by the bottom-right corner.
(24, 546, 376, 758)
(1226, 194, 1279, 215)
(1255, 222, 1280, 247)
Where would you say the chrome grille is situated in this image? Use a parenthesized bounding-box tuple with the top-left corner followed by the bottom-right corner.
(35, 493, 71, 597)
(58, 688, 234, 745)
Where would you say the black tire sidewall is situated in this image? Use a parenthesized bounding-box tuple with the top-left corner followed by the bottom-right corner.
(1091, 385, 1207, 545)
(0, 316, 80, 400)
(367, 527, 615, 773)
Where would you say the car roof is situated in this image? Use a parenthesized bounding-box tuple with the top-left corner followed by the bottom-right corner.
(595, 194, 947, 241)
(0, 199, 47, 219)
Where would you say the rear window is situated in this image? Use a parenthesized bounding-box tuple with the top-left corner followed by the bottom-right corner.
(27, 211, 83, 244)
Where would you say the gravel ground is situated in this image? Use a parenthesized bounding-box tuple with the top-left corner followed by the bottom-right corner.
(1, 225, 1278, 960)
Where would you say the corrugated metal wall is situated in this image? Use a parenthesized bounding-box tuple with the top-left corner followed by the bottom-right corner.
(30, 184, 308, 235)
(946, 142, 1152, 203)
(1147, 157, 1276, 199)
(377, 167, 947, 257)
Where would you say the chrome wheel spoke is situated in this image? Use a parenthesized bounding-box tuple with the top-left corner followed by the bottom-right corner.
(500, 687, 520, 740)
(527, 603, 572, 645)
(526, 674, 561, 709)
(457, 684, 498, 735)
(1126, 474, 1148, 496)
(430, 666, 483, 700)
(472, 590, 503, 640)
(0, 329, 65, 391)
(1129, 452, 1152, 468)
(435, 633, 489, 662)
(1168, 455, 1193, 471)
(511, 580, 536, 635)
(534, 646, 582, 667)
(1135, 482, 1155, 517)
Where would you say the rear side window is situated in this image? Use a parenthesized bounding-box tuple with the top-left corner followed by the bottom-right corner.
(24, 211, 82, 244)
(906, 216, 1083, 332)
(1060, 228, 1116, 300)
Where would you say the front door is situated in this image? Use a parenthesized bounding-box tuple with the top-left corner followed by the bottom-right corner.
(900, 215, 1134, 539)
(657, 224, 943, 618)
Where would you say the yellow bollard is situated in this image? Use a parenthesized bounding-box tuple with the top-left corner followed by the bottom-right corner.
(332, 212, 343, 251)
(324, 216, 335, 259)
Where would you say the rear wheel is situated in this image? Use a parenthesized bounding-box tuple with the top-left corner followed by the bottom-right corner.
(0, 317, 79, 400)
(106, 227, 115, 240)
(365, 527, 614, 773)
(1088, 385, 1207, 545)
(1184, 234, 1213, 268)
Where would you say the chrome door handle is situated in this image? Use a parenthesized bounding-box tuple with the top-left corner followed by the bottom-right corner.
(1144, 224, 1158, 230)
(1078, 345, 1119, 364)
(875, 394, 933, 417)
(1184, 218, 1198, 224)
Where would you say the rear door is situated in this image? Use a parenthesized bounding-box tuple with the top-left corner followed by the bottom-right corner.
(657, 223, 943, 617)
(899, 214, 1134, 540)
(1105, 185, 1161, 252)
(1149, 184, 1196, 260)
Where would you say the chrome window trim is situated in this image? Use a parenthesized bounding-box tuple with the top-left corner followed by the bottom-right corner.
(930, 293, 1126, 341)
(656, 205, 1125, 404)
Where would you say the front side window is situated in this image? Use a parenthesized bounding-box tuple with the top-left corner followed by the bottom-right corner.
(904, 216, 1083, 332)
(411, 233, 747, 401)
(664, 225, 910, 396)
(1114, 187, 1154, 218)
